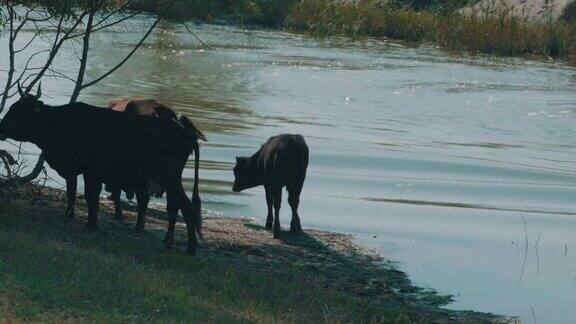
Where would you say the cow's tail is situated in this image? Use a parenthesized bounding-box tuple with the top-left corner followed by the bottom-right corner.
(192, 141, 203, 241)
(179, 115, 207, 142)
(179, 115, 205, 240)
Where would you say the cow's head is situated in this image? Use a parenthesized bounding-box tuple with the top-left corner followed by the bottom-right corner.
(0, 83, 44, 142)
(232, 156, 260, 192)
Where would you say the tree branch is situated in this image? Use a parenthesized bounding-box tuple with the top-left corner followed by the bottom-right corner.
(24, 9, 90, 93)
(70, 6, 96, 102)
(0, 3, 16, 114)
(81, 17, 160, 89)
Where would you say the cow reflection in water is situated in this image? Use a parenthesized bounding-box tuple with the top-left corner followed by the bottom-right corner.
(233, 134, 309, 238)
(0, 86, 203, 254)
(106, 97, 206, 242)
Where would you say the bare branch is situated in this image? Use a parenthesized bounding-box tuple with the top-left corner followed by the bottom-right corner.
(92, 1, 131, 28)
(14, 25, 48, 53)
(24, 9, 90, 93)
(16, 153, 45, 184)
(12, 8, 31, 37)
(0, 3, 16, 113)
(70, 5, 97, 102)
(48, 67, 76, 83)
(66, 11, 139, 41)
(81, 17, 161, 89)
(0, 49, 50, 99)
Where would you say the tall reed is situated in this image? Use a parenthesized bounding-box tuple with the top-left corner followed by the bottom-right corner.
(287, 0, 576, 62)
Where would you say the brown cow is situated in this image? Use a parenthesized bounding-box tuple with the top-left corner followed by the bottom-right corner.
(107, 97, 206, 242)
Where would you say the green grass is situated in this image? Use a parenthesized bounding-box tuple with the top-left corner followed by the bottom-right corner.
(0, 186, 417, 323)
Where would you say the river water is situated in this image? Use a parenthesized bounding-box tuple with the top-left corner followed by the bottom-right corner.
(1, 18, 575, 323)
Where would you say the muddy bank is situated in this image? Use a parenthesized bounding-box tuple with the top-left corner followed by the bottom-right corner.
(0, 183, 515, 323)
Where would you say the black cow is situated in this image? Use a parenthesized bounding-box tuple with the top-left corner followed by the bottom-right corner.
(105, 97, 206, 237)
(233, 134, 309, 238)
(0, 84, 202, 254)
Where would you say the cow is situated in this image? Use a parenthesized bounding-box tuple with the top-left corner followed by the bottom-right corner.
(105, 97, 206, 236)
(0, 84, 202, 254)
(232, 134, 309, 238)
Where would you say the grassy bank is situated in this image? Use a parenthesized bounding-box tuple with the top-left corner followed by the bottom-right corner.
(139, 0, 576, 63)
(0, 183, 508, 322)
(287, 0, 576, 60)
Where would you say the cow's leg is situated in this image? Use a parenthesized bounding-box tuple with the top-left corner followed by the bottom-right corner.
(163, 190, 178, 248)
(264, 185, 273, 230)
(125, 187, 135, 201)
(110, 185, 123, 222)
(83, 174, 102, 231)
(134, 181, 150, 232)
(165, 182, 198, 255)
(288, 180, 304, 234)
(272, 185, 282, 239)
(64, 176, 77, 221)
(104, 183, 113, 200)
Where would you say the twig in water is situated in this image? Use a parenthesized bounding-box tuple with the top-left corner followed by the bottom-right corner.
(530, 305, 537, 324)
(534, 230, 541, 276)
(517, 213, 529, 287)
(177, 19, 217, 51)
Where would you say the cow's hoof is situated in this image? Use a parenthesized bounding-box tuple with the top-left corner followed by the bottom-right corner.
(265, 222, 273, 230)
(273, 228, 281, 239)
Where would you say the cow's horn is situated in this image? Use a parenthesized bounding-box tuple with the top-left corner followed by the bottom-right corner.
(34, 82, 42, 99)
(17, 82, 24, 97)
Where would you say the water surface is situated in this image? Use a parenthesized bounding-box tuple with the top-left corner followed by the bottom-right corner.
(1, 19, 575, 323)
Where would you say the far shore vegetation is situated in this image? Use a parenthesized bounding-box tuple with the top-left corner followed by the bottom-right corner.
(135, 0, 576, 63)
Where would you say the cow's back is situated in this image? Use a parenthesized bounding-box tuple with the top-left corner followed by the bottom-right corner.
(108, 96, 148, 112)
(43, 103, 193, 183)
(258, 134, 308, 185)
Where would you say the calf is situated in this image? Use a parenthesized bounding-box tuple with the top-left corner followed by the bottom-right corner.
(233, 134, 309, 238)
(106, 97, 206, 235)
(0, 84, 202, 254)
